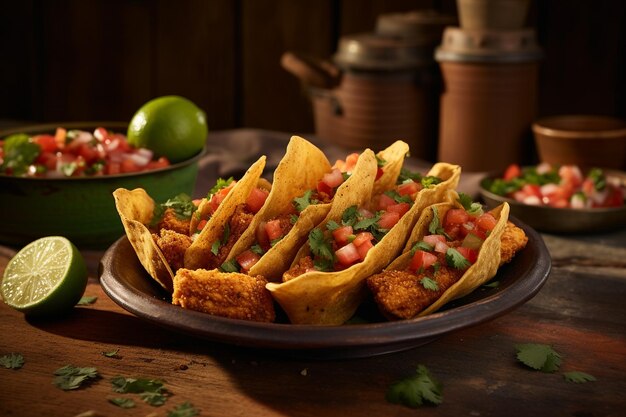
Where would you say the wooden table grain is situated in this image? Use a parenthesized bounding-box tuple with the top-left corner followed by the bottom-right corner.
(1, 130, 625, 417)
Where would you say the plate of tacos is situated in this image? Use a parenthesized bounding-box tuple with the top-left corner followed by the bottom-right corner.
(100, 136, 551, 358)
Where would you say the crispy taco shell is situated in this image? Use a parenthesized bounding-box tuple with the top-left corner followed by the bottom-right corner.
(266, 160, 461, 325)
(112, 188, 175, 292)
(184, 156, 267, 270)
(386, 200, 510, 317)
(228, 136, 332, 280)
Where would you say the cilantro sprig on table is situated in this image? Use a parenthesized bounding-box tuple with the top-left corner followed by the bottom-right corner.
(0, 353, 24, 369)
(53, 365, 99, 390)
(386, 364, 443, 408)
(515, 342, 596, 383)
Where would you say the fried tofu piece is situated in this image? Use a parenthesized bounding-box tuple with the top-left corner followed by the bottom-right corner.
(156, 208, 191, 235)
(367, 264, 464, 320)
(499, 221, 528, 265)
(153, 229, 192, 272)
(172, 268, 275, 322)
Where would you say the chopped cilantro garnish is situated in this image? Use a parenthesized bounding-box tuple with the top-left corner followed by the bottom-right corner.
(210, 241, 220, 256)
(341, 206, 359, 225)
(290, 214, 299, 224)
(386, 364, 443, 408)
(211, 223, 231, 255)
(208, 177, 234, 197)
(410, 241, 434, 255)
(308, 228, 334, 271)
(250, 243, 265, 255)
(515, 343, 562, 373)
(384, 189, 413, 205)
(168, 402, 200, 417)
(484, 165, 560, 196)
(428, 208, 443, 235)
(420, 277, 439, 291)
(563, 371, 596, 383)
(445, 248, 471, 270)
(376, 155, 387, 167)
(293, 189, 315, 212)
(0, 353, 24, 369)
(111, 376, 168, 406)
(270, 237, 283, 247)
(326, 220, 341, 231)
(53, 365, 99, 390)
(587, 168, 606, 191)
(109, 397, 136, 408)
(457, 193, 484, 216)
(353, 213, 381, 231)
(102, 349, 120, 358)
(0, 133, 40, 176)
(219, 259, 240, 273)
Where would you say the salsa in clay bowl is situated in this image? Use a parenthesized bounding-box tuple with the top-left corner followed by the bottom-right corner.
(480, 163, 626, 233)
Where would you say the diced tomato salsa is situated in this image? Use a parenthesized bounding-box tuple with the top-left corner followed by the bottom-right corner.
(486, 163, 625, 209)
(407, 204, 497, 274)
(0, 127, 170, 178)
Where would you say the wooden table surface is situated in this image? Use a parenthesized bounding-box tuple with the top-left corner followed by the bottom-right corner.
(1, 130, 625, 417)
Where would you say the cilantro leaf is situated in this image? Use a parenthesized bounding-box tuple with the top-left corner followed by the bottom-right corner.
(386, 365, 443, 408)
(102, 349, 120, 358)
(445, 248, 471, 270)
(353, 213, 381, 231)
(208, 177, 234, 198)
(111, 376, 165, 394)
(161, 193, 197, 220)
(0, 133, 40, 176)
(77, 296, 97, 305)
(109, 397, 136, 409)
(384, 190, 413, 204)
(293, 189, 314, 212)
(250, 244, 265, 255)
(308, 228, 334, 270)
(428, 208, 443, 235)
(53, 365, 99, 390)
(587, 168, 606, 191)
(341, 205, 359, 226)
(376, 155, 387, 167)
(219, 259, 240, 273)
(563, 371, 596, 383)
(410, 241, 433, 255)
(210, 240, 221, 256)
(482, 281, 500, 288)
(168, 402, 200, 417)
(457, 193, 484, 216)
(0, 353, 24, 369)
(515, 343, 562, 373)
(420, 277, 439, 291)
(141, 391, 167, 406)
(325, 220, 341, 231)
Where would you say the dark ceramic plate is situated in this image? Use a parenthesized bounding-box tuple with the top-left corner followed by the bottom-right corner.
(99, 217, 550, 359)
(479, 170, 626, 234)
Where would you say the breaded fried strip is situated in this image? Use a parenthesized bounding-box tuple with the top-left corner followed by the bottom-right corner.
(152, 229, 192, 272)
(367, 263, 464, 320)
(367, 219, 527, 320)
(172, 269, 275, 322)
(156, 208, 191, 235)
(500, 221, 528, 265)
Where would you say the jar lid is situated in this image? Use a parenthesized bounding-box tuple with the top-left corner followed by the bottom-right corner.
(333, 33, 435, 71)
(435, 27, 542, 63)
(376, 9, 457, 46)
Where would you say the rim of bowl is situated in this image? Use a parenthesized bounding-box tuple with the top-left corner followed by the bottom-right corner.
(0, 121, 205, 181)
(532, 115, 626, 139)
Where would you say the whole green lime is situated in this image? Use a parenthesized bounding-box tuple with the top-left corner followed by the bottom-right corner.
(127, 96, 208, 163)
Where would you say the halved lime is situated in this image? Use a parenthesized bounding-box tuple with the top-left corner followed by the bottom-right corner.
(1, 236, 88, 316)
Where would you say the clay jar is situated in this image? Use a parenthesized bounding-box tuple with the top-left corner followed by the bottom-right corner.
(436, 28, 542, 171)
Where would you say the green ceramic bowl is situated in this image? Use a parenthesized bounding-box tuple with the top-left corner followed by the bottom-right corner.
(0, 122, 202, 249)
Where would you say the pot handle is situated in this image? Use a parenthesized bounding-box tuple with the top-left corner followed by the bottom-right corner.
(280, 52, 340, 89)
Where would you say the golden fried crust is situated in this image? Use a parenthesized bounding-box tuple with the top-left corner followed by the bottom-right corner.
(499, 221, 528, 265)
(157, 208, 191, 235)
(282, 256, 315, 282)
(153, 229, 192, 271)
(172, 269, 275, 322)
(367, 266, 464, 320)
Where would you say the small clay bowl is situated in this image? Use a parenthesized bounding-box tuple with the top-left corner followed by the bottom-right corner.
(532, 115, 626, 171)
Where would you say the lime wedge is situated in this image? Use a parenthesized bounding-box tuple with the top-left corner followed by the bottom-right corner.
(1, 236, 88, 316)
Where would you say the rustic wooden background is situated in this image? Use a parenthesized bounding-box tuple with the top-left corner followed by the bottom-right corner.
(1, 0, 624, 140)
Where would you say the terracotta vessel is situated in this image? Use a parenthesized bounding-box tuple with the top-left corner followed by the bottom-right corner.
(533, 115, 626, 170)
(436, 27, 542, 172)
